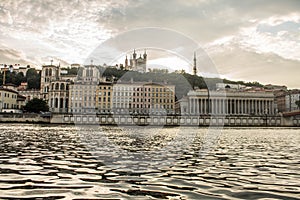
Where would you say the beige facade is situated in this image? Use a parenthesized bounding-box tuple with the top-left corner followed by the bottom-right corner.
(69, 84, 98, 114)
(19, 89, 42, 102)
(96, 82, 113, 114)
(68, 65, 100, 114)
(0, 87, 19, 112)
(179, 89, 276, 116)
(112, 82, 175, 114)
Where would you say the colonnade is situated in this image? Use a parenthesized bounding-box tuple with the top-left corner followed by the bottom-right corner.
(189, 98, 275, 115)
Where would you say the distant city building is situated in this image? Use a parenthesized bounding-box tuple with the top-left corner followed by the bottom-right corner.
(177, 88, 276, 115)
(0, 64, 31, 75)
(68, 65, 101, 114)
(96, 82, 113, 114)
(19, 89, 42, 102)
(48, 81, 70, 113)
(0, 86, 26, 113)
(216, 83, 246, 90)
(274, 90, 288, 113)
(112, 81, 175, 115)
(264, 84, 287, 91)
(40, 64, 60, 100)
(124, 49, 147, 73)
(285, 90, 300, 112)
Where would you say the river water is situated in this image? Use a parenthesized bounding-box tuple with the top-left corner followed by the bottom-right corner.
(0, 124, 299, 199)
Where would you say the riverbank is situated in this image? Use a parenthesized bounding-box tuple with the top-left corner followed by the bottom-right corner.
(0, 113, 299, 127)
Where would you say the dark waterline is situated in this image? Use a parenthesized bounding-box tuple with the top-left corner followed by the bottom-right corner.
(0, 124, 299, 199)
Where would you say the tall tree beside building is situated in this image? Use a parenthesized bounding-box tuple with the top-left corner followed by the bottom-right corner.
(26, 68, 41, 89)
(23, 98, 49, 113)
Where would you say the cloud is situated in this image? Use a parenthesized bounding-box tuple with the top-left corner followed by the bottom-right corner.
(0, 0, 299, 88)
(206, 43, 300, 88)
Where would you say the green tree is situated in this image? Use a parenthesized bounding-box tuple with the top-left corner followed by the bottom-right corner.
(26, 68, 41, 89)
(24, 98, 49, 113)
(68, 67, 79, 75)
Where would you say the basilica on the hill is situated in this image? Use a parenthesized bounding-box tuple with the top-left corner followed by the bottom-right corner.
(124, 49, 147, 73)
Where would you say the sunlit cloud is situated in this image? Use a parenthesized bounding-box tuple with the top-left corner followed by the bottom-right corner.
(0, 0, 299, 87)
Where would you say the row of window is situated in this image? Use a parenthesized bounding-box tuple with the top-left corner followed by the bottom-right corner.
(0, 92, 17, 99)
(70, 97, 96, 101)
(2, 103, 18, 109)
(112, 103, 173, 109)
(113, 87, 173, 92)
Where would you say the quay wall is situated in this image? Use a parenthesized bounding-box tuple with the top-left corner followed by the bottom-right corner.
(51, 114, 300, 127)
(0, 113, 299, 127)
(0, 113, 50, 123)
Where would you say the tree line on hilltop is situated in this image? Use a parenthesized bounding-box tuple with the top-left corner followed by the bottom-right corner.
(1, 65, 264, 99)
(0, 68, 40, 89)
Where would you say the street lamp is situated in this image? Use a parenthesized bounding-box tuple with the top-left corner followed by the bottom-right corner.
(207, 88, 210, 114)
(265, 108, 268, 126)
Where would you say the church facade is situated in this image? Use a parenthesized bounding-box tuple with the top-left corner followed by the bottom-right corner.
(124, 49, 147, 73)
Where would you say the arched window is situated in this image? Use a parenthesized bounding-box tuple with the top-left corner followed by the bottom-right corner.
(55, 83, 59, 90)
(51, 83, 55, 90)
(49, 68, 52, 76)
(66, 84, 69, 90)
(60, 83, 65, 90)
(45, 68, 48, 76)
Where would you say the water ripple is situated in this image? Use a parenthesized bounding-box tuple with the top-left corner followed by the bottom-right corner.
(0, 124, 299, 199)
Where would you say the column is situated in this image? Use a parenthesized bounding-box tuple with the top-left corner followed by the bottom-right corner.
(255, 100, 258, 115)
(194, 99, 197, 114)
(203, 99, 207, 114)
(270, 100, 274, 114)
(193, 99, 196, 114)
(225, 99, 227, 114)
(211, 99, 214, 114)
(237, 99, 240, 115)
(189, 99, 192, 114)
(247, 100, 250, 114)
(229, 99, 232, 115)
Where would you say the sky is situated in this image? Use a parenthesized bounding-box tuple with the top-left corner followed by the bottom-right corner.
(0, 0, 300, 88)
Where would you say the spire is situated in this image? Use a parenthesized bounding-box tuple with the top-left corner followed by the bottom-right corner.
(133, 49, 137, 59)
(193, 52, 197, 76)
(125, 55, 128, 68)
(143, 49, 147, 59)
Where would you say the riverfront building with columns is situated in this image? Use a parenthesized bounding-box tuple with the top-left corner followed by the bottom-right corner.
(178, 88, 276, 116)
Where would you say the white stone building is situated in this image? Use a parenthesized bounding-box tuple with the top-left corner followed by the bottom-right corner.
(68, 65, 102, 114)
(178, 88, 276, 116)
